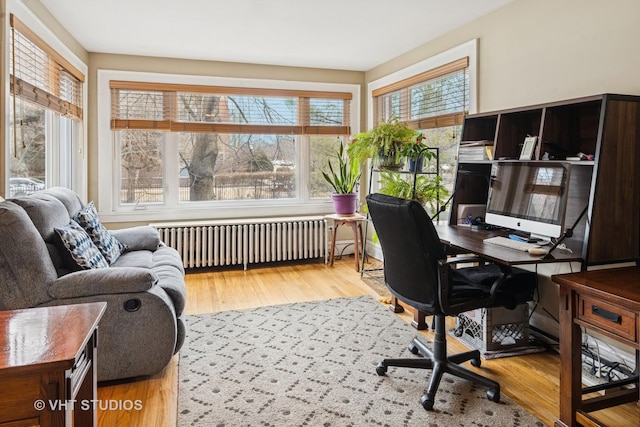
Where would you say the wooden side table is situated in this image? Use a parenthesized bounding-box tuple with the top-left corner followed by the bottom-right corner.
(325, 213, 367, 271)
(552, 267, 640, 427)
(0, 302, 106, 427)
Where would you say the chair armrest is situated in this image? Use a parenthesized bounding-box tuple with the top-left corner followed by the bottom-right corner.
(110, 226, 161, 251)
(48, 267, 158, 299)
(445, 256, 513, 283)
(444, 255, 482, 265)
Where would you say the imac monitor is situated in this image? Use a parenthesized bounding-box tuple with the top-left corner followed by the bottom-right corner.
(485, 161, 571, 242)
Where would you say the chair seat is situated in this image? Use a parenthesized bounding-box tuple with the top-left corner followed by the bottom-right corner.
(452, 264, 536, 309)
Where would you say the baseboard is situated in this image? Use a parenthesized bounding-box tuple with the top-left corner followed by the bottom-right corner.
(364, 240, 383, 260)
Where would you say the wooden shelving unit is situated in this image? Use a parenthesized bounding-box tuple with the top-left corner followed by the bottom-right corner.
(451, 93, 640, 269)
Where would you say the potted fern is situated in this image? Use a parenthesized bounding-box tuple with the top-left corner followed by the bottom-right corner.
(378, 172, 449, 216)
(322, 144, 361, 215)
(348, 117, 422, 170)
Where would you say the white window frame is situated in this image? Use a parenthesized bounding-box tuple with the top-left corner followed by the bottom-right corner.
(97, 70, 360, 223)
(3, 0, 88, 200)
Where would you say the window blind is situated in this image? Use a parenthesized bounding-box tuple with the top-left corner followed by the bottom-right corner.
(9, 14, 84, 121)
(110, 81, 351, 136)
(373, 57, 468, 130)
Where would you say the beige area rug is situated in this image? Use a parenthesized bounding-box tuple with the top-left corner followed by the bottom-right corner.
(178, 296, 543, 426)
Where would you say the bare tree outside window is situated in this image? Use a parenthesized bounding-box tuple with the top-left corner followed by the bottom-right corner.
(113, 84, 351, 206)
(120, 130, 163, 204)
(9, 98, 46, 197)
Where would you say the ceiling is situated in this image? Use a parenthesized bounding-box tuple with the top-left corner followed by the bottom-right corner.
(39, 0, 514, 71)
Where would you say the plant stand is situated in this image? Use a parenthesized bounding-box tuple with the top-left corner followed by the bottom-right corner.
(325, 213, 366, 272)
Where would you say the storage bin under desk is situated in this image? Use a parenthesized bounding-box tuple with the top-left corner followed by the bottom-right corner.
(454, 304, 530, 354)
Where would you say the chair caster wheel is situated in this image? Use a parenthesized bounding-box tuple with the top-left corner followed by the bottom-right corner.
(420, 394, 434, 410)
(487, 388, 500, 403)
(471, 358, 481, 367)
(408, 342, 419, 355)
(375, 362, 387, 376)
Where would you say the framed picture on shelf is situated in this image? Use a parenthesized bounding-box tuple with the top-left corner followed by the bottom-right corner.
(519, 136, 538, 160)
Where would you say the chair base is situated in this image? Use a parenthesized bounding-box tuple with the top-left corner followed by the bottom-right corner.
(375, 316, 501, 411)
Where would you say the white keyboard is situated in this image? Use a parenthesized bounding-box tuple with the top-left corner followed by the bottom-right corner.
(483, 236, 541, 252)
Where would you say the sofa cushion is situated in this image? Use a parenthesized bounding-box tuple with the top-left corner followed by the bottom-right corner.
(111, 250, 153, 269)
(75, 201, 126, 264)
(11, 195, 71, 243)
(55, 220, 109, 269)
(31, 187, 83, 218)
(11, 194, 76, 275)
(110, 226, 160, 252)
(0, 201, 57, 308)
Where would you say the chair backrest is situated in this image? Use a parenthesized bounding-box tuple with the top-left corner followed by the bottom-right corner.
(366, 193, 446, 314)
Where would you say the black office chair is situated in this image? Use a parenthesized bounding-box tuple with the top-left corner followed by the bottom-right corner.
(366, 193, 536, 410)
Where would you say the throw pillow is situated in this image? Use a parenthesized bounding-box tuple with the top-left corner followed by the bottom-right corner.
(54, 220, 109, 269)
(75, 201, 126, 264)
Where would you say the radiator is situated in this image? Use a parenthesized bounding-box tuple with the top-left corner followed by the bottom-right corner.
(151, 216, 327, 269)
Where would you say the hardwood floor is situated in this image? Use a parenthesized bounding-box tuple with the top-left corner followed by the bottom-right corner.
(96, 257, 639, 426)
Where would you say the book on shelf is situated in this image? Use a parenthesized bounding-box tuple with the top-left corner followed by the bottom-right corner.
(458, 140, 493, 161)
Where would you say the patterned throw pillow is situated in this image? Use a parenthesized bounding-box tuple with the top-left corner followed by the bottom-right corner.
(54, 220, 109, 269)
(75, 201, 126, 264)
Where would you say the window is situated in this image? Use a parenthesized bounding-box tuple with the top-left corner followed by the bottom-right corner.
(372, 57, 469, 128)
(368, 41, 477, 221)
(100, 73, 358, 221)
(7, 13, 85, 197)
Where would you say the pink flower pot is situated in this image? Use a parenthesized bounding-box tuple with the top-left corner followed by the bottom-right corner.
(331, 193, 358, 215)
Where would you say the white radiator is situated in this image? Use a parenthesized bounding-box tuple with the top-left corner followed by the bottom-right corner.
(151, 216, 327, 269)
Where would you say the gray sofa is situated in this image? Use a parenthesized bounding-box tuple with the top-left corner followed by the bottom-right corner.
(0, 187, 186, 382)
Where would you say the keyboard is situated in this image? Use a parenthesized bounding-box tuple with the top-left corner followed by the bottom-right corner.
(483, 236, 541, 252)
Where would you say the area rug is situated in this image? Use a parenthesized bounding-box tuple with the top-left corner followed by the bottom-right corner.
(178, 296, 543, 426)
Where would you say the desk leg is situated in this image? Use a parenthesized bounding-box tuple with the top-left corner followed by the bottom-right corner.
(556, 286, 582, 427)
(411, 310, 428, 330)
(389, 296, 405, 314)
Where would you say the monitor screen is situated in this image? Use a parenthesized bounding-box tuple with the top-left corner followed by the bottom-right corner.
(485, 161, 571, 240)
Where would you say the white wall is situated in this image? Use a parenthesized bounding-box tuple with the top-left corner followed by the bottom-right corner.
(367, 0, 640, 112)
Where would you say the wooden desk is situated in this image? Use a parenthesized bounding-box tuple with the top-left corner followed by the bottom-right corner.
(325, 213, 366, 272)
(0, 302, 106, 427)
(552, 267, 640, 427)
(434, 224, 583, 265)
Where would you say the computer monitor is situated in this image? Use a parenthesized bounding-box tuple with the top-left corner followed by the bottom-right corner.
(485, 161, 571, 243)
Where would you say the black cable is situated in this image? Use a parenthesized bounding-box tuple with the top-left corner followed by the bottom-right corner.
(543, 204, 588, 259)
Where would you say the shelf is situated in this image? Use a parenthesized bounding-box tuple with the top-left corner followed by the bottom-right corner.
(372, 168, 438, 175)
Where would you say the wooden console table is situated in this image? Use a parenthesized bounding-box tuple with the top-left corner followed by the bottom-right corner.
(552, 266, 640, 427)
(0, 302, 106, 427)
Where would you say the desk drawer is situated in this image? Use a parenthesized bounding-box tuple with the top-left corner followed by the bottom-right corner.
(578, 296, 637, 342)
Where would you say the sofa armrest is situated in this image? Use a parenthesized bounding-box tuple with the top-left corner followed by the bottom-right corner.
(110, 226, 161, 251)
(48, 267, 158, 299)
